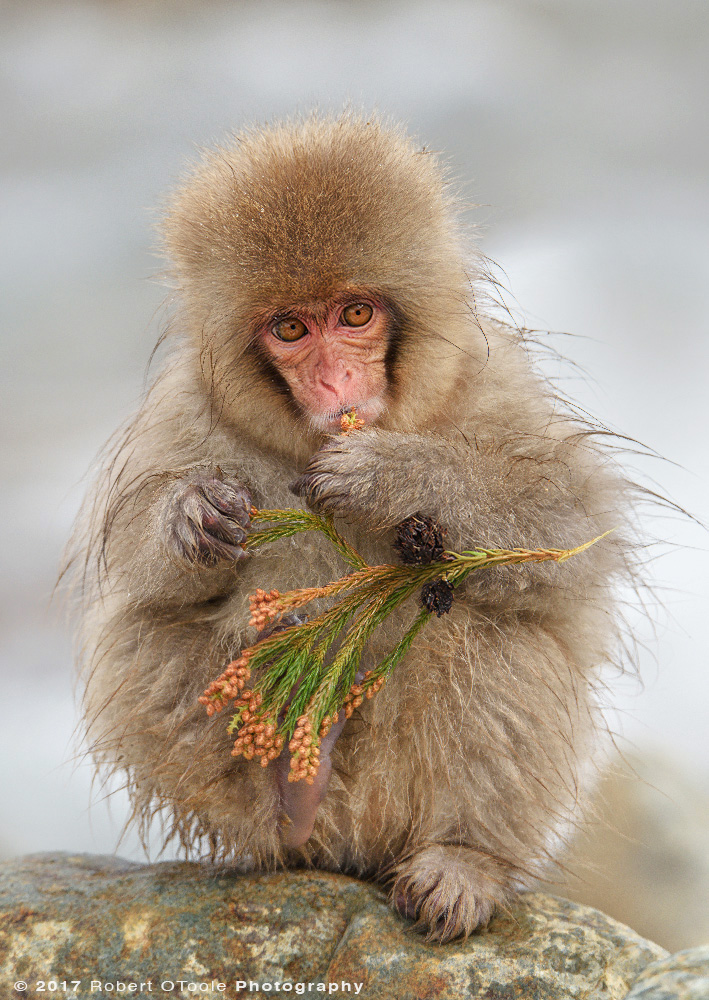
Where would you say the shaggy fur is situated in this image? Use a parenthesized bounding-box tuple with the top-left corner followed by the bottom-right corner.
(68, 113, 636, 941)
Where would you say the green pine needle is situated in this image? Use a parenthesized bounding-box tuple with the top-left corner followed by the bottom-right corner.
(201, 508, 609, 774)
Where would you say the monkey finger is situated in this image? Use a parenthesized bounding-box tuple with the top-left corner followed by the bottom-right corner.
(290, 475, 346, 514)
(169, 517, 246, 566)
(198, 508, 248, 547)
(255, 612, 308, 643)
(289, 476, 327, 511)
(289, 475, 311, 499)
(191, 532, 247, 566)
(193, 536, 247, 566)
(290, 441, 348, 496)
(200, 480, 252, 528)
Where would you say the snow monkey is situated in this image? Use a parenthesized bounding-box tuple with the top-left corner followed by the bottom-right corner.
(71, 114, 634, 942)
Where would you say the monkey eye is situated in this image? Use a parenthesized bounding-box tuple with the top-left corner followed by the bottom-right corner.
(272, 317, 308, 342)
(341, 303, 373, 327)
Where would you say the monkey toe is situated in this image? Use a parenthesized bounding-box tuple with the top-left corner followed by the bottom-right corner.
(390, 845, 511, 942)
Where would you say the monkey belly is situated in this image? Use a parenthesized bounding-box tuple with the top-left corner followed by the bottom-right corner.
(288, 609, 601, 883)
(86, 588, 600, 886)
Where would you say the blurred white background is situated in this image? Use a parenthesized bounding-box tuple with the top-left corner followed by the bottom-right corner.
(1, 0, 707, 940)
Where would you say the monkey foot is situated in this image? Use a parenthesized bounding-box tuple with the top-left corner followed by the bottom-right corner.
(391, 844, 512, 942)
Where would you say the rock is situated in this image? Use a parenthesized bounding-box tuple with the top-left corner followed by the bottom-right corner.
(623, 946, 709, 999)
(553, 754, 709, 952)
(0, 853, 671, 999)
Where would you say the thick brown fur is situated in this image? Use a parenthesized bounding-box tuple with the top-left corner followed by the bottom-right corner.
(68, 113, 638, 942)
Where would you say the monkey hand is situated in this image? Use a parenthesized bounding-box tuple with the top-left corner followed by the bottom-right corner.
(290, 429, 398, 523)
(162, 471, 252, 567)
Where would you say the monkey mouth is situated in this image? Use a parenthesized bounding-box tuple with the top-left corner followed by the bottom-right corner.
(307, 398, 386, 432)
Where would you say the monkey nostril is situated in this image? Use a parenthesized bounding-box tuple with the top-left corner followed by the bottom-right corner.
(319, 371, 351, 394)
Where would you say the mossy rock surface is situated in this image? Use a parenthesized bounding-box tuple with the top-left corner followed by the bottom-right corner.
(0, 853, 677, 999)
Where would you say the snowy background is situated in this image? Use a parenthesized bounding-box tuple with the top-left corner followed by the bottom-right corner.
(1, 0, 707, 908)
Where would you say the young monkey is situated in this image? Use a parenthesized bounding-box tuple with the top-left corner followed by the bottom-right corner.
(71, 114, 634, 942)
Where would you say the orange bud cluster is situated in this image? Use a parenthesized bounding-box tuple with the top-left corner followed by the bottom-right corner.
(362, 670, 386, 700)
(339, 671, 384, 719)
(341, 684, 364, 719)
(198, 655, 252, 716)
(340, 409, 365, 434)
(231, 695, 285, 766)
(287, 714, 321, 785)
(248, 588, 282, 629)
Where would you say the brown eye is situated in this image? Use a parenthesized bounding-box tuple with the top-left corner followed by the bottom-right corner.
(341, 303, 373, 327)
(273, 317, 308, 342)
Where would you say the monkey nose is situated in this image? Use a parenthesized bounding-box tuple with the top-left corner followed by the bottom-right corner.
(318, 370, 351, 396)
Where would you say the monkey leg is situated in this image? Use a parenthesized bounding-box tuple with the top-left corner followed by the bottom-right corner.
(390, 844, 513, 942)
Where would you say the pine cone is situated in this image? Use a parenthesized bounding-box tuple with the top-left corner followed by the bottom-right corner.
(394, 514, 447, 565)
(420, 579, 454, 617)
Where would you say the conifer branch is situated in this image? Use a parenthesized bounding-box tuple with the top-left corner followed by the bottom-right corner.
(199, 505, 609, 786)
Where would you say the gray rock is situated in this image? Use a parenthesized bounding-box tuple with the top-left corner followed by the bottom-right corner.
(623, 946, 709, 999)
(0, 853, 669, 999)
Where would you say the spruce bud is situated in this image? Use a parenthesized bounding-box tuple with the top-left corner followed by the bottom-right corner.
(394, 513, 447, 565)
(420, 579, 454, 617)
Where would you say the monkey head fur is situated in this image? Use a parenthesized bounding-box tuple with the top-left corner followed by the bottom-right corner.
(162, 116, 484, 458)
(71, 112, 639, 943)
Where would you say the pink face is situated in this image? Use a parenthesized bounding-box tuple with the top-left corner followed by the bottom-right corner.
(260, 299, 390, 431)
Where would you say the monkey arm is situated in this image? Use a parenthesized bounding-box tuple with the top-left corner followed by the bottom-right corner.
(292, 428, 625, 594)
(89, 439, 297, 609)
(73, 353, 311, 608)
(84, 465, 251, 608)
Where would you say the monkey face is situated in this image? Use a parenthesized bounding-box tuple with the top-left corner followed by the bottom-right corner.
(258, 298, 390, 431)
